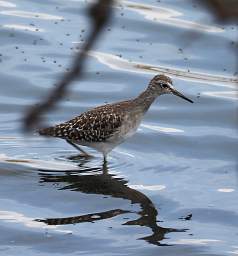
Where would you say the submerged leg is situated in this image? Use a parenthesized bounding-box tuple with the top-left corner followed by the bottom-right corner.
(66, 140, 91, 157)
(103, 154, 107, 164)
(102, 155, 108, 175)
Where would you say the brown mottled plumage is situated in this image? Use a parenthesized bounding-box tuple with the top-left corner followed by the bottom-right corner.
(39, 75, 193, 161)
(40, 101, 132, 142)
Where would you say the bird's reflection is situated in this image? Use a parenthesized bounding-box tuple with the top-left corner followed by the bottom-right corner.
(37, 155, 185, 246)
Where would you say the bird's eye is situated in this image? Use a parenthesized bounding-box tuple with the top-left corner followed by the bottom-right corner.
(161, 83, 169, 88)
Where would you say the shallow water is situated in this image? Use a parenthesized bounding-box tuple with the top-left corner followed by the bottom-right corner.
(0, 0, 238, 255)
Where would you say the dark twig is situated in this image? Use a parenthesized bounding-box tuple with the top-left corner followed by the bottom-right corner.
(198, 0, 238, 23)
(23, 0, 113, 132)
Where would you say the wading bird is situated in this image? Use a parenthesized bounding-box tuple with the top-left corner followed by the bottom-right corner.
(39, 75, 193, 162)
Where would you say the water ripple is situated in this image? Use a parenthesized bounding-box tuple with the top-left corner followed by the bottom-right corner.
(87, 50, 237, 87)
(3, 24, 44, 32)
(120, 1, 223, 33)
(0, 10, 63, 20)
(0, 1, 16, 8)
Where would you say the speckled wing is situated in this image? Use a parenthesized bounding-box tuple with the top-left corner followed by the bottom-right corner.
(39, 104, 124, 143)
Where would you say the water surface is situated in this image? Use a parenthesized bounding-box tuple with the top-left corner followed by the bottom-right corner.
(0, 0, 237, 255)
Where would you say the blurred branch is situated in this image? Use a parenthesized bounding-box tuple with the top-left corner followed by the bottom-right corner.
(199, 0, 238, 23)
(23, 0, 113, 132)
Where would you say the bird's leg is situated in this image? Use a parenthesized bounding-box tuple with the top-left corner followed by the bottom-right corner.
(102, 157, 108, 175)
(66, 140, 91, 157)
(101, 154, 108, 174)
(103, 154, 107, 164)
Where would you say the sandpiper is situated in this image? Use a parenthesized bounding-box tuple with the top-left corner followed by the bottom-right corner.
(39, 75, 193, 161)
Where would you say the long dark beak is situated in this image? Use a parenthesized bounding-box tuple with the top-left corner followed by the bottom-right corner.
(171, 88, 193, 103)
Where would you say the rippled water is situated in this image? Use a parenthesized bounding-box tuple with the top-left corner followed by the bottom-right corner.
(0, 0, 238, 255)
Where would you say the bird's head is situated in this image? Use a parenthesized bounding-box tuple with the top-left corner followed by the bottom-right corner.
(149, 74, 193, 103)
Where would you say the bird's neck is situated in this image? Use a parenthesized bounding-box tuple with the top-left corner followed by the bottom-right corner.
(133, 87, 158, 113)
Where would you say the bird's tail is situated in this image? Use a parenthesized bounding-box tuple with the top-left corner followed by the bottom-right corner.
(38, 126, 57, 137)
